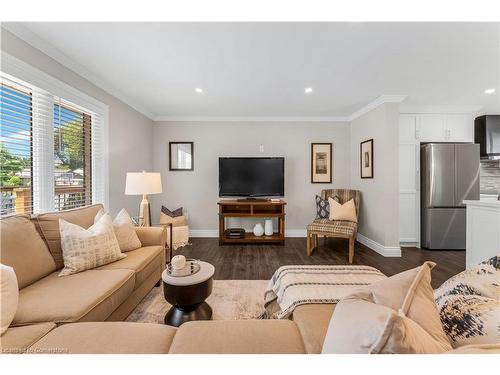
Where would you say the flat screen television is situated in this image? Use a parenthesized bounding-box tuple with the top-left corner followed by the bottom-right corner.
(219, 157, 284, 197)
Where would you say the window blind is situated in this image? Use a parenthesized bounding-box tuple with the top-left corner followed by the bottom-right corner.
(53, 99, 92, 211)
(0, 69, 107, 217)
(0, 80, 34, 215)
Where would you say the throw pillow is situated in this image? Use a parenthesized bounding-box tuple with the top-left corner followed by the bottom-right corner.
(434, 255, 500, 348)
(0, 264, 18, 335)
(58, 213, 126, 277)
(95, 208, 142, 252)
(315, 195, 330, 219)
(161, 205, 183, 218)
(328, 198, 357, 223)
(322, 262, 452, 354)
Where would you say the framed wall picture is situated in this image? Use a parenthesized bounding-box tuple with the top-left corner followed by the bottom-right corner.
(311, 143, 332, 183)
(360, 139, 374, 178)
(169, 142, 194, 171)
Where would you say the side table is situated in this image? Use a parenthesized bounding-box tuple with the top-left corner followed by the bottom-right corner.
(162, 261, 215, 327)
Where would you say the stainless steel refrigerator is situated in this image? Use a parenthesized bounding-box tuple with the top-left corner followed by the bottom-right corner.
(421, 143, 480, 249)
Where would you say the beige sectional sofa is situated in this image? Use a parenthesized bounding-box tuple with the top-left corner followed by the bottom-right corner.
(1, 205, 496, 354)
(0, 204, 336, 354)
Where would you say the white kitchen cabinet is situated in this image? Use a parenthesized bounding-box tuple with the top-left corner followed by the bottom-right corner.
(418, 115, 446, 142)
(399, 193, 419, 243)
(399, 115, 420, 245)
(399, 115, 418, 143)
(446, 114, 474, 142)
(416, 114, 474, 143)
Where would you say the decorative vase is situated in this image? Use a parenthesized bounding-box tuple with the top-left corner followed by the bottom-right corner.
(171, 255, 186, 270)
(264, 219, 273, 236)
(253, 223, 264, 237)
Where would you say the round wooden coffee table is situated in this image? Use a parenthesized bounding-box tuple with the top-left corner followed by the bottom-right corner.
(162, 261, 215, 327)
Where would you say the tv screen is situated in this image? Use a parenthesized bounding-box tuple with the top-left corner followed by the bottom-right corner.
(219, 157, 284, 197)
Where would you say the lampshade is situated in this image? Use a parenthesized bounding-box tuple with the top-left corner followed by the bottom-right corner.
(125, 172, 162, 195)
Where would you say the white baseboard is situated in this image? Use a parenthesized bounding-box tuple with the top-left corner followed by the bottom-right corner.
(189, 229, 401, 257)
(357, 233, 402, 257)
(189, 229, 218, 237)
(286, 229, 307, 237)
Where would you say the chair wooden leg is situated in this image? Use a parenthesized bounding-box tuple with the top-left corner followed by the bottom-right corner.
(306, 231, 312, 256)
(313, 234, 318, 248)
(348, 237, 354, 264)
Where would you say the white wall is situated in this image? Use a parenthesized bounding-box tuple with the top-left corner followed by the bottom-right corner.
(1, 29, 154, 216)
(152, 121, 351, 231)
(350, 103, 400, 250)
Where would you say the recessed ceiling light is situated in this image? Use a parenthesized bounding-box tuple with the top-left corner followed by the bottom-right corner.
(304, 87, 313, 94)
(195, 88, 203, 93)
(484, 88, 496, 94)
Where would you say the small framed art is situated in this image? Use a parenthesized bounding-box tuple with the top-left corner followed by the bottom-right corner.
(360, 139, 374, 178)
(311, 143, 332, 183)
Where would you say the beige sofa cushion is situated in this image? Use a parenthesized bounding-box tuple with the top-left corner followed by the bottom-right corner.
(0, 322, 56, 354)
(34, 204, 103, 268)
(0, 214, 57, 289)
(1, 265, 19, 335)
(30, 322, 177, 354)
(169, 320, 305, 354)
(322, 262, 452, 354)
(13, 269, 134, 325)
(96, 246, 164, 287)
(446, 343, 500, 354)
(292, 304, 336, 354)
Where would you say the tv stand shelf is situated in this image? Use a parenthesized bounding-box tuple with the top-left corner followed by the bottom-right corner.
(218, 199, 286, 245)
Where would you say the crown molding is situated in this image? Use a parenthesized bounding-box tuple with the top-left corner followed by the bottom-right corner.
(399, 104, 484, 114)
(1, 23, 155, 120)
(348, 94, 408, 121)
(153, 115, 351, 122)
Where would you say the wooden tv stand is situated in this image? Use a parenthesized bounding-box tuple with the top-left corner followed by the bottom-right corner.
(218, 199, 286, 245)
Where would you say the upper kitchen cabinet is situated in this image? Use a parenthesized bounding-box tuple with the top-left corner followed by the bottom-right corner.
(399, 115, 418, 143)
(446, 114, 474, 142)
(402, 114, 474, 143)
(418, 115, 446, 142)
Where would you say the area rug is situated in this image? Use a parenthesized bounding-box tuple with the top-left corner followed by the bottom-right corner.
(126, 280, 268, 323)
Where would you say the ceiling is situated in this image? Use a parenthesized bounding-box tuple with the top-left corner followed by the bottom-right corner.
(4, 22, 500, 119)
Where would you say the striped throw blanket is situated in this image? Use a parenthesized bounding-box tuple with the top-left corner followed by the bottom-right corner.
(262, 265, 386, 319)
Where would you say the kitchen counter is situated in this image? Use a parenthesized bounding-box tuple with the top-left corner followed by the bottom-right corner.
(463, 200, 500, 268)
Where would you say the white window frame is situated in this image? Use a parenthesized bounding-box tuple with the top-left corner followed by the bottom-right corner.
(1, 52, 109, 211)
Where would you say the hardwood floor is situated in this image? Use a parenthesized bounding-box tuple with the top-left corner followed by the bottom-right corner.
(176, 237, 465, 288)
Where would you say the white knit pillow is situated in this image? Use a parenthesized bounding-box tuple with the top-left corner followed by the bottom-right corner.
(58, 213, 126, 277)
(95, 208, 142, 252)
(1, 264, 19, 335)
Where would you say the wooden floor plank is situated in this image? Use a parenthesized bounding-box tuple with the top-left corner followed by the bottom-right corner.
(176, 237, 465, 288)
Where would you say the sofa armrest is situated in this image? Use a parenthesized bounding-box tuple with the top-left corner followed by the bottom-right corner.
(135, 226, 167, 247)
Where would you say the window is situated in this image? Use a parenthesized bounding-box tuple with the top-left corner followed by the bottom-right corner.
(0, 63, 107, 217)
(0, 82, 33, 216)
(54, 101, 92, 210)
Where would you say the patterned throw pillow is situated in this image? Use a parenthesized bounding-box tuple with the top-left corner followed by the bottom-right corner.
(95, 208, 142, 252)
(58, 213, 126, 277)
(161, 205, 183, 217)
(315, 195, 340, 219)
(315, 195, 329, 219)
(434, 255, 500, 348)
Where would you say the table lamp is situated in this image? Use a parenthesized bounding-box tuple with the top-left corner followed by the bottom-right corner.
(125, 171, 162, 226)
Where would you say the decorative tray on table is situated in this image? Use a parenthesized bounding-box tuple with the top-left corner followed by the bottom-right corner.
(166, 259, 200, 277)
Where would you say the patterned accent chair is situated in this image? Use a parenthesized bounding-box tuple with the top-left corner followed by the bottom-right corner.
(306, 189, 360, 263)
